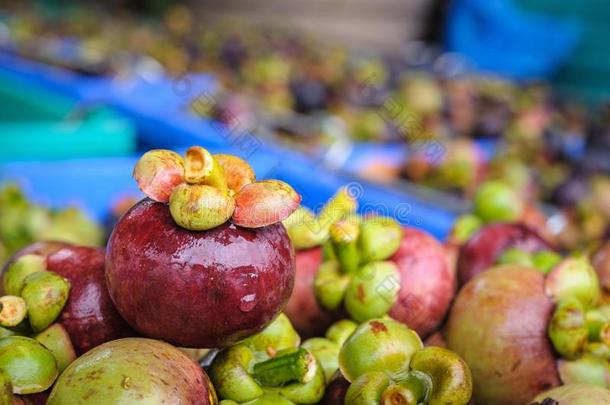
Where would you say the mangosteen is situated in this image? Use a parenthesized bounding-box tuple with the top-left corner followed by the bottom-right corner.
(2, 242, 134, 354)
(46, 338, 217, 404)
(106, 147, 300, 348)
(311, 215, 455, 339)
(447, 257, 608, 405)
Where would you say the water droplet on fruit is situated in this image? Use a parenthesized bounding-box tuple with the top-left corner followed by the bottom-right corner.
(239, 293, 258, 312)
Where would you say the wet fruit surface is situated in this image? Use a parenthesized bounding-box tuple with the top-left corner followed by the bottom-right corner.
(46, 245, 133, 354)
(106, 199, 295, 348)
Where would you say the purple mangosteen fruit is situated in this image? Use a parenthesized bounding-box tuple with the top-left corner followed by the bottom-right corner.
(106, 147, 300, 348)
(2, 242, 133, 354)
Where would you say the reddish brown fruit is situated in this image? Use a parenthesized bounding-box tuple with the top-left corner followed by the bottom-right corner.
(446, 266, 560, 405)
(457, 223, 552, 286)
(389, 227, 455, 338)
(106, 199, 295, 348)
(46, 245, 134, 354)
(2, 243, 134, 355)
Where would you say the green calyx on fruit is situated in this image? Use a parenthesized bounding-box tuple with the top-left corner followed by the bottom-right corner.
(545, 257, 600, 309)
(210, 314, 325, 404)
(548, 298, 588, 359)
(283, 187, 358, 250)
(557, 354, 610, 388)
(409, 347, 473, 405)
(448, 214, 482, 244)
(314, 261, 350, 311)
(473, 180, 523, 223)
(0, 296, 27, 328)
(240, 313, 300, 361)
(532, 251, 562, 274)
(169, 184, 235, 230)
(232, 180, 301, 228)
(329, 219, 361, 274)
(184, 146, 227, 189)
(344, 261, 401, 322)
(133, 146, 300, 231)
(341, 320, 472, 405)
(339, 319, 422, 382)
(358, 216, 403, 263)
(3, 254, 46, 296)
(301, 338, 339, 383)
(34, 324, 76, 373)
(325, 319, 358, 347)
(497, 248, 534, 267)
(0, 336, 58, 394)
(586, 309, 610, 345)
(314, 216, 403, 321)
(20, 271, 70, 333)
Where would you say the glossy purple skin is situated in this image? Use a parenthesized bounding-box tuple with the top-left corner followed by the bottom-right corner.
(457, 223, 552, 286)
(2, 242, 134, 355)
(106, 199, 295, 348)
(46, 246, 134, 355)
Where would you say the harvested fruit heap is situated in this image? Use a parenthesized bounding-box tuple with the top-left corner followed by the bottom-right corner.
(0, 147, 481, 404)
(283, 190, 455, 341)
(432, 177, 610, 404)
(207, 314, 473, 404)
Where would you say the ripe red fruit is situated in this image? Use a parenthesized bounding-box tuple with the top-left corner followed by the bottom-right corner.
(2, 242, 134, 354)
(106, 199, 295, 348)
(389, 227, 455, 338)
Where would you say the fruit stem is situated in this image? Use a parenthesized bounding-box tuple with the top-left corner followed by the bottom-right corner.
(0, 296, 27, 328)
(184, 146, 228, 190)
(314, 262, 350, 311)
(251, 348, 316, 387)
(330, 220, 361, 274)
(317, 188, 358, 235)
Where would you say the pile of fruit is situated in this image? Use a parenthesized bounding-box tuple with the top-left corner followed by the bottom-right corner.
(0, 146, 609, 404)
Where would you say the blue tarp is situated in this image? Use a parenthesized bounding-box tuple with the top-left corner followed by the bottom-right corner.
(446, 0, 582, 79)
